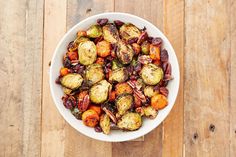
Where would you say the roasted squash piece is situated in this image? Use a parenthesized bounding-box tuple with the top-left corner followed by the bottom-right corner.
(82, 109, 99, 127)
(151, 94, 168, 110)
(115, 82, 133, 95)
(96, 40, 111, 57)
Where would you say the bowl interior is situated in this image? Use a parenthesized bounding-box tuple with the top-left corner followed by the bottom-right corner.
(50, 12, 180, 142)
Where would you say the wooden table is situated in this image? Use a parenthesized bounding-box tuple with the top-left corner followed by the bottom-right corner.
(0, 0, 235, 156)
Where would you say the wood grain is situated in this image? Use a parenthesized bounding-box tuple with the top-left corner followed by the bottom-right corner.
(162, 0, 184, 157)
(64, 1, 114, 157)
(184, 0, 231, 156)
(113, 0, 164, 156)
(41, 0, 67, 157)
(0, 0, 43, 156)
(230, 0, 236, 156)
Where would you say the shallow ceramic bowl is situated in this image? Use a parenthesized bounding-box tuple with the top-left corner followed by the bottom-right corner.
(50, 12, 180, 142)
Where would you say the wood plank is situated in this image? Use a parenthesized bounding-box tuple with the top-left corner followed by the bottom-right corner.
(0, 0, 43, 156)
(184, 0, 231, 156)
(162, 0, 184, 157)
(41, 0, 67, 157)
(64, 1, 114, 157)
(113, 0, 163, 156)
(230, 0, 236, 156)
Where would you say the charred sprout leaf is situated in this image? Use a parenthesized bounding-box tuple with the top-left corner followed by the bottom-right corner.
(85, 63, 104, 85)
(116, 94, 133, 116)
(63, 87, 72, 95)
(117, 112, 142, 131)
(86, 25, 102, 38)
(109, 67, 128, 83)
(103, 24, 120, 43)
(140, 63, 164, 85)
(141, 41, 150, 55)
(116, 41, 134, 64)
(61, 73, 83, 90)
(71, 108, 82, 120)
(144, 86, 159, 98)
(74, 36, 90, 45)
(89, 80, 112, 104)
(119, 23, 141, 41)
(100, 114, 111, 134)
(78, 41, 97, 65)
(143, 106, 157, 119)
(111, 59, 123, 70)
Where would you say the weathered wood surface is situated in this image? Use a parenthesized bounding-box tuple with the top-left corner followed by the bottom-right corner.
(0, 0, 235, 156)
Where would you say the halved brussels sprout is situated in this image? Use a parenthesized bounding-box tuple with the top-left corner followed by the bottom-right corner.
(140, 63, 163, 85)
(102, 24, 120, 43)
(141, 41, 150, 55)
(100, 114, 111, 134)
(85, 63, 104, 85)
(144, 86, 158, 98)
(109, 67, 128, 83)
(119, 23, 141, 41)
(117, 112, 142, 131)
(116, 94, 133, 116)
(143, 106, 157, 119)
(86, 25, 102, 38)
(74, 36, 90, 45)
(89, 80, 112, 104)
(111, 59, 123, 70)
(63, 87, 72, 95)
(61, 73, 83, 90)
(116, 41, 134, 64)
(78, 41, 97, 65)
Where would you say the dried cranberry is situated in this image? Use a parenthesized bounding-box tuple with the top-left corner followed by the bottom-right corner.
(94, 36, 104, 44)
(63, 57, 71, 68)
(67, 41, 74, 51)
(162, 62, 172, 75)
(126, 65, 134, 75)
(97, 18, 108, 26)
(130, 75, 138, 80)
(147, 37, 153, 43)
(106, 62, 112, 68)
(55, 77, 61, 84)
(127, 37, 138, 44)
(94, 125, 102, 132)
(134, 62, 142, 72)
(72, 64, 85, 74)
(153, 85, 160, 91)
(62, 96, 76, 109)
(160, 49, 169, 62)
(114, 20, 124, 27)
(137, 31, 148, 44)
(152, 37, 162, 46)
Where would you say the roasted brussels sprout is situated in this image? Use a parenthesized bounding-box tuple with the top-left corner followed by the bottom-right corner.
(90, 80, 112, 104)
(116, 41, 134, 64)
(86, 25, 102, 38)
(141, 41, 150, 55)
(119, 23, 141, 41)
(117, 112, 142, 131)
(115, 82, 133, 95)
(116, 94, 133, 116)
(62, 87, 72, 95)
(111, 59, 123, 70)
(109, 67, 128, 83)
(100, 114, 111, 134)
(103, 24, 120, 43)
(78, 41, 97, 65)
(144, 86, 158, 98)
(143, 106, 157, 119)
(140, 63, 163, 85)
(61, 73, 83, 90)
(85, 63, 104, 85)
(74, 36, 90, 45)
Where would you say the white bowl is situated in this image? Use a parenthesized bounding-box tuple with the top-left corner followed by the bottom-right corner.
(50, 12, 180, 142)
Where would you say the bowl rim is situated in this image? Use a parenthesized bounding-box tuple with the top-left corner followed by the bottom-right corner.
(50, 12, 180, 142)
